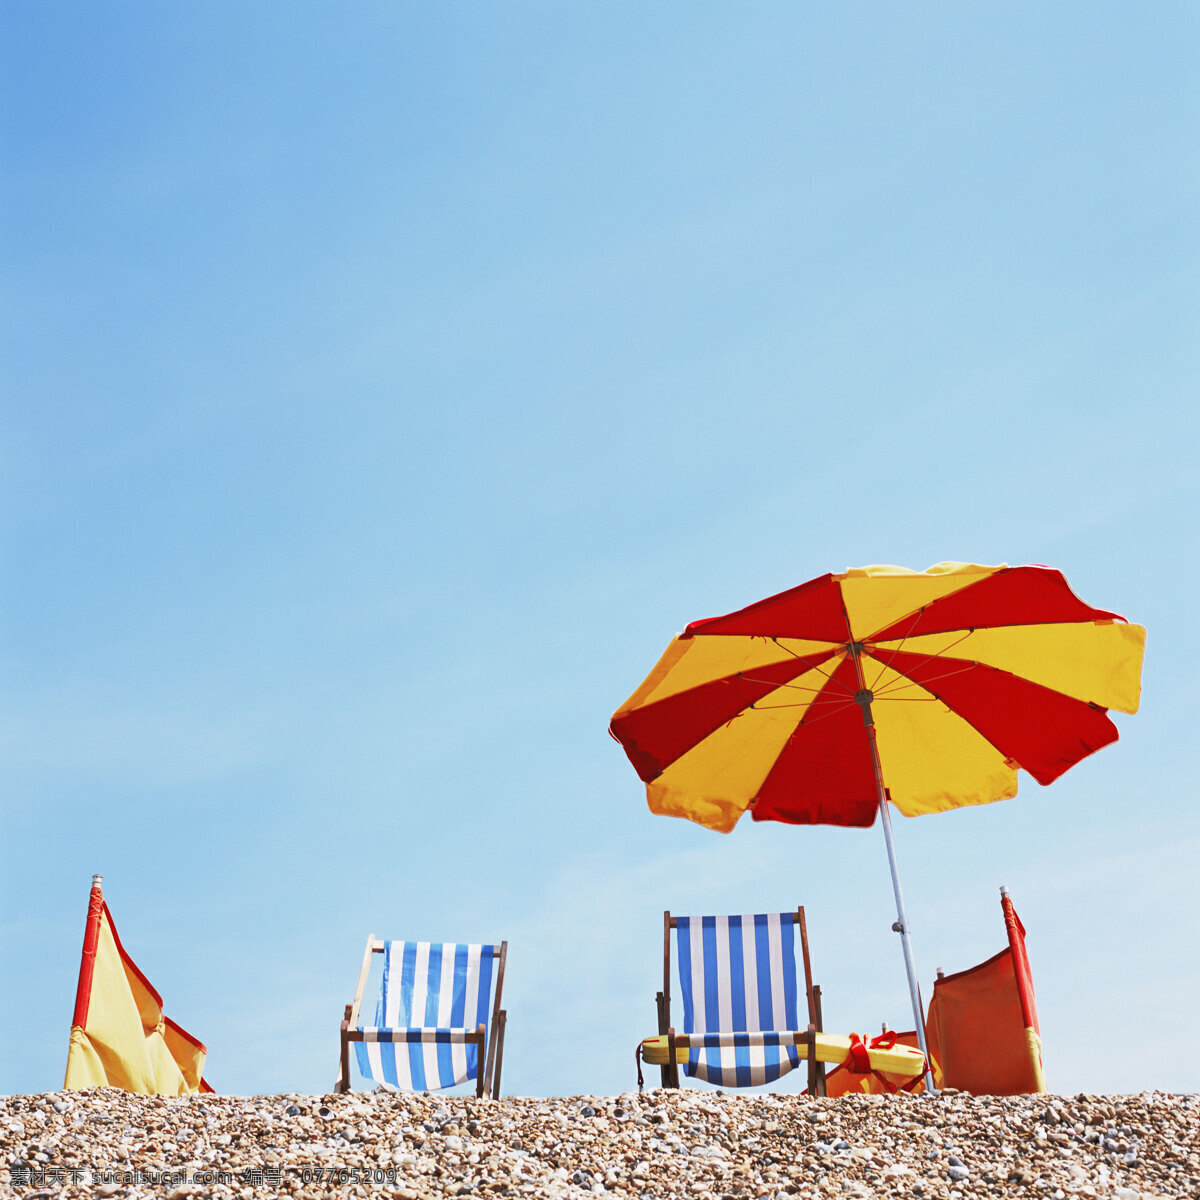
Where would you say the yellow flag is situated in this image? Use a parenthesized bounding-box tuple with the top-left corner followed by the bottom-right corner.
(64, 876, 211, 1095)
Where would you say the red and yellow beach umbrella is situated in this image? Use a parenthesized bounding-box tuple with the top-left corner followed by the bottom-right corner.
(610, 562, 1145, 1088)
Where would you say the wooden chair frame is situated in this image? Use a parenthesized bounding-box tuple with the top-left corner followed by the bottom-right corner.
(655, 906, 826, 1095)
(337, 935, 508, 1098)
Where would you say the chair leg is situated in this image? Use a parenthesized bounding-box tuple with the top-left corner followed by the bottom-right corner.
(666, 1027, 682, 1090)
(483, 1018, 498, 1097)
(656, 991, 671, 1088)
(658, 993, 681, 1088)
(805, 1024, 818, 1096)
(337, 1005, 352, 1094)
(491, 1010, 506, 1099)
(813, 986, 827, 1097)
(474, 1024, 487, 1098)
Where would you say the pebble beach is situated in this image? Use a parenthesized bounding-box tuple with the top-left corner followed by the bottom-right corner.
(3, 1088, 1197, 1200)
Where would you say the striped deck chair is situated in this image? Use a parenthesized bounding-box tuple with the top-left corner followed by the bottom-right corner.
(655, 908, 825, 1094)
(336, 936, 508, 1097)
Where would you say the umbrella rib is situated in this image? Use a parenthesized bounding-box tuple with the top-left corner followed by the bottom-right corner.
(738, 675, 844, 697)
(867, 609, 925, 690)
(767, 636, 841, 660)
(766, 641, 855, 695)
(871, 662, 977, 698)
(867, 630, 974, 686)
(750, 694, 858, 727)
(754, 692, 858, 711)
(795, 698, 860, 727)
(747, 658, 860, 722)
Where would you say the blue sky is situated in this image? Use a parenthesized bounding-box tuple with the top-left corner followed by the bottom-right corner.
(2, 2, 1197, 1098)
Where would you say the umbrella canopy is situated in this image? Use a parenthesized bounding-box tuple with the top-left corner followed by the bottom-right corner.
(611, 562, 1145, 834)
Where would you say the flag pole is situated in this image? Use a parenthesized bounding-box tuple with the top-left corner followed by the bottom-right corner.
(848, 645, 937, 1094)
(66, 874, 105, 1087)
(70, 875, 104, 1030)
(1000, 885, 1047, 1093)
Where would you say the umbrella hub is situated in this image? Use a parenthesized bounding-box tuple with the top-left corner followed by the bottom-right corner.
(845, 641, 877, 726)
(853, 687, 876, 727)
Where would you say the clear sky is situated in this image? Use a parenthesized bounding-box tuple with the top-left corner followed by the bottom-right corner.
(2, 2, 1197, 1099)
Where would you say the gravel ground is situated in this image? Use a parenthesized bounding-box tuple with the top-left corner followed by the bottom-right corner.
(2, 1087, 1197, 1199)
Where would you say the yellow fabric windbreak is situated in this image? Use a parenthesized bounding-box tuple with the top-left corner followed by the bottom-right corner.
(1026, 1027, 1048, 1094)
(64, 889, 208, 1095)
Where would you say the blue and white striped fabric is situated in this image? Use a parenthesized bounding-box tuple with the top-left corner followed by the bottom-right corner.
(355, 942, 498, 1091)
(676, 913, 802, 1087)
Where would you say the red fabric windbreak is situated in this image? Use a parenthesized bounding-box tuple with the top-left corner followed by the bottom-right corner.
(868, 647, 1119, 785)
(868, 566, 1125, 642)
(751, 656, 880, 827)
(609, 651, 836, 781)
(682, 574, 850, 643)
(1002, 894, 1040, 1036)
(926, 947, 1040, 1095)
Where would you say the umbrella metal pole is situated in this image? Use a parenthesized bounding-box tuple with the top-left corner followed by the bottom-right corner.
(875, 783, 936, 1093)
(849, 643, 938, 1094)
